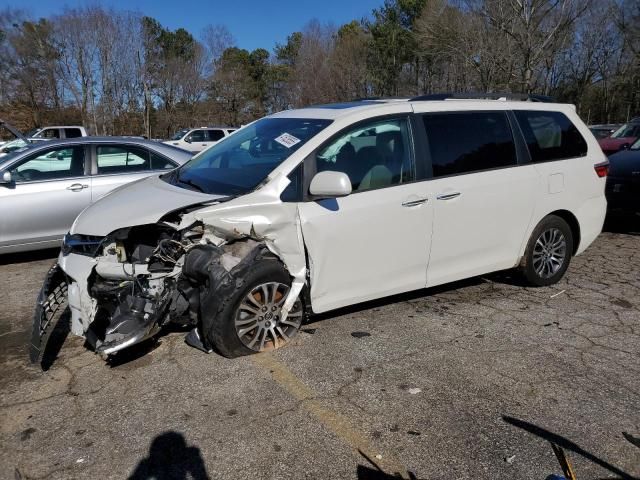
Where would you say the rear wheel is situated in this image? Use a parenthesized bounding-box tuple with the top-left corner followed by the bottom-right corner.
(521, 215, 573, 286)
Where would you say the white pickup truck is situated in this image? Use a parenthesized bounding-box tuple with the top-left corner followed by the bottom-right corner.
(25, 126, 89, 141)
(0, 125, 89, 157)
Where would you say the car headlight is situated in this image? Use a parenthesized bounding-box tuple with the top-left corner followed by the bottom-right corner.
(62, 233, 105, 257)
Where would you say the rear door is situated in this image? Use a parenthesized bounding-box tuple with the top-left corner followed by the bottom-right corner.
(419, 111, 539, 286)
(90, 144, 176, 202)
(0, 145, 90, 248)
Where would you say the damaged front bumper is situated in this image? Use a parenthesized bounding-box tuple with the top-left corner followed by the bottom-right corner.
(30, 173, 310, 364)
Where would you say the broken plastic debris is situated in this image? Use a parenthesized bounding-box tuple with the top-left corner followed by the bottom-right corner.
(407, 388, 422, 395)
(505, 454, 516, 464)
(76, 458, 85, 464)
(550, 290, 566, 298)
(375, 454, 382, 460)
(351, 331, 371, 338)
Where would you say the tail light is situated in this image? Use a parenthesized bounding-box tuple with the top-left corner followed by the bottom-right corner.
(594, 161, 609, 178)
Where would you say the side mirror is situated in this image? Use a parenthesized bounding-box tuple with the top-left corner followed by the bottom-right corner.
(0, 170, 12, 184)
(309, 171, 352, 198)
(621, 143, 630, 151)
(184, 136, 192, 144)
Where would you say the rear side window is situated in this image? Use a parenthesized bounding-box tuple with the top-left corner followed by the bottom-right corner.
(150, 151, 176, 170)
(514, 110, 587, 162)
(65, 128, 82, 138)
(422, 112, 517, 178)
(206, 129, 225, 141)
(97, 145, 150, 174)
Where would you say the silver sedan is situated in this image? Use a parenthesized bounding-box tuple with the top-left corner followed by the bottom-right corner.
(0, 137, 193, 254)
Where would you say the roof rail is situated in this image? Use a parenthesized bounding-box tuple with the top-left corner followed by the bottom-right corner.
(410, 92, 555, 103)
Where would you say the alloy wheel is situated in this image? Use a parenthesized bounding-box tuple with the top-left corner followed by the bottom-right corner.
(234, 282, 303, 352)
(532, 227, 567, 279)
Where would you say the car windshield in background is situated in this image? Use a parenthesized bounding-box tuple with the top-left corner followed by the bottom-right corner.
(171, 128, 190, 140)
(611, 123, 639, 138)
(630, 138, 640, 150)
(168, 117, 331, 195)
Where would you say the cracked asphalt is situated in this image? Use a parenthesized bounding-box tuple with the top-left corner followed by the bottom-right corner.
(1, 226, 639, 480)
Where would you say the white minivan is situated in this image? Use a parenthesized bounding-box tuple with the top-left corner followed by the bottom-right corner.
(31, 95, 608, 362)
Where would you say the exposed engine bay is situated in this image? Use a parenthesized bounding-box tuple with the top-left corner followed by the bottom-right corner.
(29, 173, 310, 364)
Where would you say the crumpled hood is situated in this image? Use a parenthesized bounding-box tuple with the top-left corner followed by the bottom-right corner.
(71, 174, 223, 236)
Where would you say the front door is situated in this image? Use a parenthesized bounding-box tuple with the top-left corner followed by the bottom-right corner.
(0, 145, 90, 249)
(299, 116, 432, 313)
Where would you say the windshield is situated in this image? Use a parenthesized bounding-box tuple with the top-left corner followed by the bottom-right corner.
(170, 129, 190, 141)
(167, 117, 331, 195)
(25, 128, 42, 138)
(611, 123, 640, 138)
(631, 137, 640, 150)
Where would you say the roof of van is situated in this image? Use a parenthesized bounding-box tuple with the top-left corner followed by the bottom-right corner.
(270, 97, 576, 121)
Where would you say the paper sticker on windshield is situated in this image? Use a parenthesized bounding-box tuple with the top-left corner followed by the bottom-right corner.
(274, 132, 301, 148)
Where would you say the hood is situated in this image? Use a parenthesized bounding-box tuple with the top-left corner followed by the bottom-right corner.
(71, 174, 224, 236)
(607, 149, 640, 178)
(599, 136, 636, 152)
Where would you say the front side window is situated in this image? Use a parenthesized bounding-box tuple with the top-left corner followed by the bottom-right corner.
(206, 129, 225, 142)
(10, 146, 85, 182)
(514, 110, 587, 162)
(315, 118, 414, 192)
(96, 145, 150, 174)
(422, 112, 517, 178)
(38, 129, 60, 139)
(187, 130, 206, 143)
(168, 117, 331, 196)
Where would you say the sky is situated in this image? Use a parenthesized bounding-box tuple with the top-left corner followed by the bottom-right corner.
(2, 0, 381, 52)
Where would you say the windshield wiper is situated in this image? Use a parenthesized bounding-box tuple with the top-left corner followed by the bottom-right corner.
(176, 174, 205, 193)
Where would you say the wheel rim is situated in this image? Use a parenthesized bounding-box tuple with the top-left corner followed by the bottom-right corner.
(234, 282, 303, 352)
(532, 227, 567, 279)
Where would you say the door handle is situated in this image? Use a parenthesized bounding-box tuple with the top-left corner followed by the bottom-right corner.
(436, 192, 461, 201)
(402, 198, 428, 207)
(67, 183, 88, 192)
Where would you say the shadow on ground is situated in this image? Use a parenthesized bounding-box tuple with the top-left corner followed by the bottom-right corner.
(128, 431, 210, 480)
(0, 247, 59, 266)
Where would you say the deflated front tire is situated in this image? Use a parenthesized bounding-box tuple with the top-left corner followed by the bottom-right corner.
(29, 263, 69, 365)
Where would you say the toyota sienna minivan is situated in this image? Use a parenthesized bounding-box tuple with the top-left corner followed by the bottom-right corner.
(30, 94, 608, 363)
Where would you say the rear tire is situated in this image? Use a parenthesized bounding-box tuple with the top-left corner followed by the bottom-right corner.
(520, 215, 573, 287)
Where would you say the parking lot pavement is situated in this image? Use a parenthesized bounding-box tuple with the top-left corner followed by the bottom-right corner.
(0, 231, 638, 480)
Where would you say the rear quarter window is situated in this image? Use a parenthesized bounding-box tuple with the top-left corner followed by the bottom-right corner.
(514, 110, 587, 162)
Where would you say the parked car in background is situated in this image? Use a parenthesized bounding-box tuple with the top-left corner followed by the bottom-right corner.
(0, 125, 90, 157)
(33, 95, 608, 362)
(25, 125, 89, 140)
(164, 127, 237, 153)
(0, 137, 192, 254)
(605, 137, 640, 217)
(0, 118, 29, 150)
(589, 123, 622, 140)
(598, 119, 640, 155)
